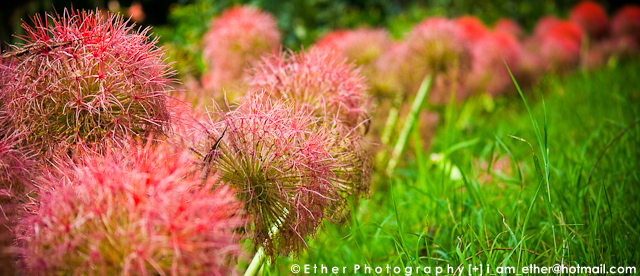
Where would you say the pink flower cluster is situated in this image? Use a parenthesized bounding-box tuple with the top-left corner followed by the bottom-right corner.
(202, 6, 281, 92)
(313, 2, 640, 100)
(0, 8, 252, 275)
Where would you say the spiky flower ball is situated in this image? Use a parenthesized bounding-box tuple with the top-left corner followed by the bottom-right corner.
(250, 48, 371, 128)
(570, 1, 609, 40)
(0, 9, 174, 160)
(16, 141, 245, 275)
(204, 94, 369, 258)
(611, 5, 640, 43)
(202, 6, 281, 92)
(400, 17, 472, 104)
(316, 28, 392, 98)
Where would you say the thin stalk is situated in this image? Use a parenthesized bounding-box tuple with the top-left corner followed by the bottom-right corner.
(376, 92, 405, 165)
(380, 93, 405, 145)
(386, 76, 432, 175)
(244, 247, 266, 276)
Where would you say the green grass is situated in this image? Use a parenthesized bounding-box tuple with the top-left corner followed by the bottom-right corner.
(262, 60, 640, 275)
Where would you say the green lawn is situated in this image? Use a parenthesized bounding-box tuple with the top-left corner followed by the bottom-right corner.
(262, 60, 640, 275)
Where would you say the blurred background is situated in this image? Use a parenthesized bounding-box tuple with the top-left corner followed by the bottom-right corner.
(3, 0, 634, 79)
(2, 0, 635, 47)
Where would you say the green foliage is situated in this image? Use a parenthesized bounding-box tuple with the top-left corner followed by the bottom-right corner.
(261, 60, 640, 274)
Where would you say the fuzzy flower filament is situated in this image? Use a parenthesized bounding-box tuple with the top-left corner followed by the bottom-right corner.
(16, 141, 245, 275)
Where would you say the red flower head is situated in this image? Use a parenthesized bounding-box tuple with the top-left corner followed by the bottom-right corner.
(16, 141, 246, 275)
(468, 31, 526, 96)
(399, 17, 472, 104)
(534, 16, 562, 38)
(538, 21, 584, 73)
(611, 5, 640, 43)
(203, 94, 370, 258)
(250, 48, 371, 128)
(455, 16, 490, 43)
(0, 9, 175, 160)
(570, 1, 609, 40)
(202, 6, 281, 91)
(494, 18, 525, 40)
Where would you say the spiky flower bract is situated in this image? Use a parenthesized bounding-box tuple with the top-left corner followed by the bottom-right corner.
(16, 141, 245, 275)
(205, 94, 370, 258)
(400, 17, 472, 104)
(570, 1, 609, 40)
(250, 48, 371, 128)
(0, 9, 174, 160)
(202, 6, 281, 92)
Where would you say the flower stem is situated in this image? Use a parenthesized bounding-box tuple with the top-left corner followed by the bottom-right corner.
(244, 247, 266, 276)
(386, 75, 432, 175)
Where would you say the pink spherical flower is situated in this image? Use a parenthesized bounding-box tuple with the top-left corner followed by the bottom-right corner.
(494, 18, 525, 40)
(400, 17, 472, 104)
(16, 141, 246, 275)
(611, 5, 640, 43)
(316, 28, 391, 68)
(570, 1, 609, 40)
(202, 6, 281, 91)
(0, 9, 175, 160)
(538, 21, 585, 73)
(534, 16, 562, 38)
(455, 16, 490, 44)
(315, 28, 392, 98)
(250, 48, 371, 128)
(204, 94, 370, 258)
(467, 31, 525, 96)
